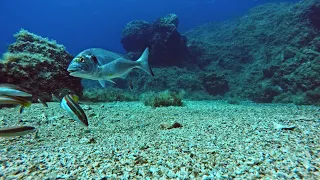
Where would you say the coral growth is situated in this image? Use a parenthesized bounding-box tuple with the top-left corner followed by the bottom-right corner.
(0, 29, 82, 101)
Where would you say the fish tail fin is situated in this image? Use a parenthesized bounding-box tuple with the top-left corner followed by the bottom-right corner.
(19, 100, 31, 113)
(136, 47, 154, 76)
(25, 101, 32, 107)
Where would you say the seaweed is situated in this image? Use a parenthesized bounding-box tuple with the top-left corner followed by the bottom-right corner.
(142, 90, 184, 108)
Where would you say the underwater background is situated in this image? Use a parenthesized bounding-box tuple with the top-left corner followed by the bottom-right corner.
(0, 0, 300, 55)
(1, 0, 320, 179)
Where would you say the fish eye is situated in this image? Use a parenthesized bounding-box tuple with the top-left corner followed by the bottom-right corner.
(79, 57, 85, 62)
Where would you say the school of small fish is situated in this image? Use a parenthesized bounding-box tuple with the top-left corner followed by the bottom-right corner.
(0, 83, 88, 137)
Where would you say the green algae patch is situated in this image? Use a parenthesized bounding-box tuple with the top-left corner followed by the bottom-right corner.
(142, 90, 184, 108)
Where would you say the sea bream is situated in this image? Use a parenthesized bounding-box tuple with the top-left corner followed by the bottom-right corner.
(67, 47, 154, 87)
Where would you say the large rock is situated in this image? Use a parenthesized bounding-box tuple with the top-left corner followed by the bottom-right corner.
(0, 29, 83, 101)
(121, 14, 189, 67)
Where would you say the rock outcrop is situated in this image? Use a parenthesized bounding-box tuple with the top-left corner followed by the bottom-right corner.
(121, 14, 189, 67)
(186, 0, 320, 105)
(0, 29, 83, 101)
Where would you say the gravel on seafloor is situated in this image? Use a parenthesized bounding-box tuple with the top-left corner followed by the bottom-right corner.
(0, 101, 319, 179)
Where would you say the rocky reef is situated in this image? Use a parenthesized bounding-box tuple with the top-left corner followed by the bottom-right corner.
(124, 67, 213, 100)
(0, 29, 82, 101)
(83, 0, 320, 105)
(121, 14, 189, 67)
(303, 0, 320, 30)
(185, 0, 320, 105)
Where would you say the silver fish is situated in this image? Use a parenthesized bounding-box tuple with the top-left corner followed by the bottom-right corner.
(60, 94, 88, 127)
(67, 47, 154, 87)
(0, 126, 36, 137)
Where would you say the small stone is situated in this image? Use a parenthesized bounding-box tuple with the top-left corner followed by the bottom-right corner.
(160, 123, 170, 129)
(277, 172, 288, 179)
(273, 122, 296, 131)
(79, 137, 90, 144)
(149, 166, 158, 174)
(88, 113, 97, 118)
(89, 138, 96, 144)
(170, 122, 183, 129)
(160, 122, 183, 130)
(82, 105, 91, 110)
(167, 170, 176, 178)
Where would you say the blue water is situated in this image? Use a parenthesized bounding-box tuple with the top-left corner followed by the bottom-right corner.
(0, 0, 299, 56)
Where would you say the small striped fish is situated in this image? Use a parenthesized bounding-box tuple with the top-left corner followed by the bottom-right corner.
(0, 84, 32, 113)
(0, 95, 31, 106)
(0, 126, 36, 137)
(60, 94, 88, 127)
(0, 95, 32, 113)
(0, 84, 32, 97)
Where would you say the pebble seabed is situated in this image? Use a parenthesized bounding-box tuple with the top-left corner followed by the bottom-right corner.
(0, 101, 319, 179)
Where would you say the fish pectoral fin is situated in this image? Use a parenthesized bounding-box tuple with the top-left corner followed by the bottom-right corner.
(99, 80, 116, 87)
(107, 79, 116, 84)
(98, 80, 116, 88)
(98, 80, 106, 88)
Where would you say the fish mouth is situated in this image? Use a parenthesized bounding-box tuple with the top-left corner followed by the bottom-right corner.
(67, 66, 78, 72)
(67, 69, 85, 78)
(68, 71, 81, 77)
(67, 67, 82, 74)
(67, 69, 77, 73)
